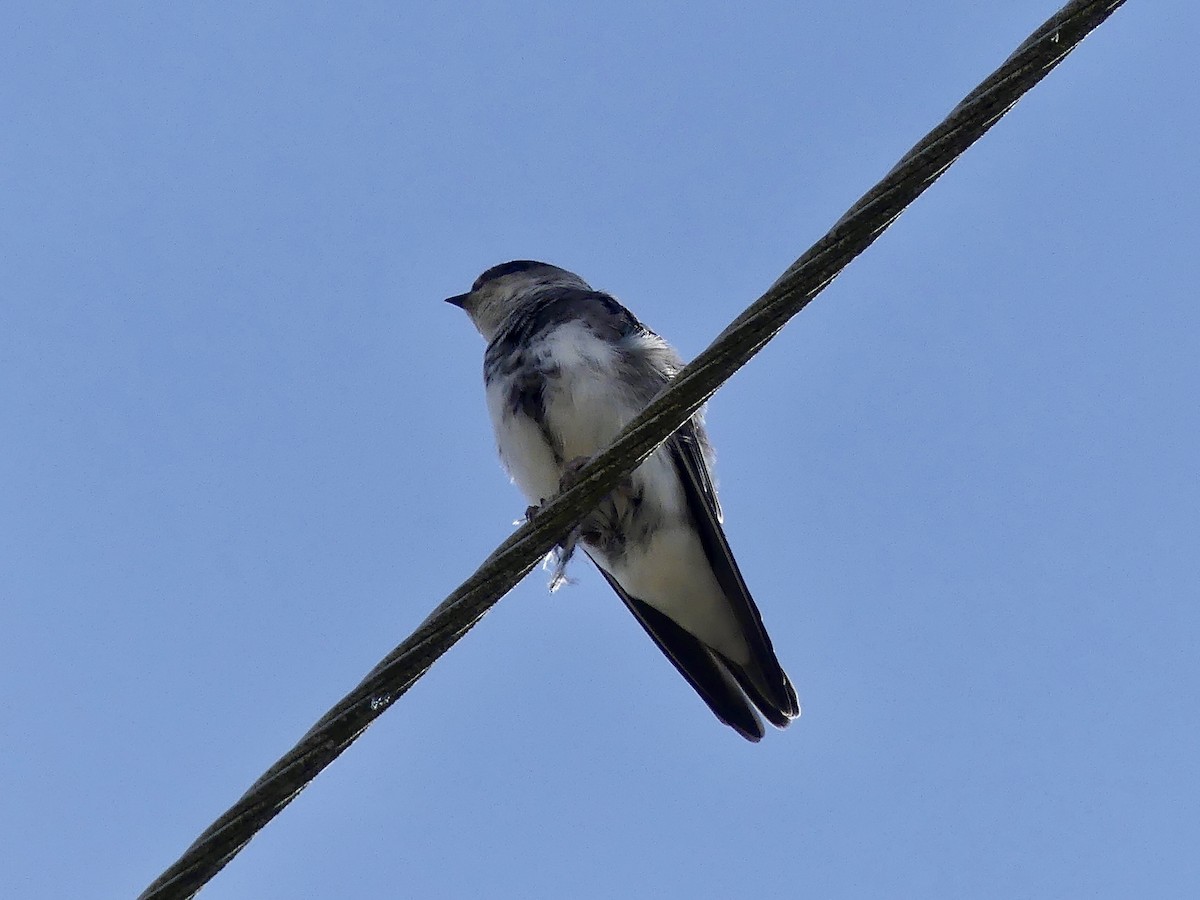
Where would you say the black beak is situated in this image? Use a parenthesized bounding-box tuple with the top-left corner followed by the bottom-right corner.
(445, 293, 470, 309)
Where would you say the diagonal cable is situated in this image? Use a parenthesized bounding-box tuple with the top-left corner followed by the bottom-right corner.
(138, 2, 1128, 897)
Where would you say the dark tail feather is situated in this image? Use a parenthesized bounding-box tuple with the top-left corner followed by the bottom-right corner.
(668, 431, 801, 723)
(718, 652, 798, 729)
(622, 595, 765, 742)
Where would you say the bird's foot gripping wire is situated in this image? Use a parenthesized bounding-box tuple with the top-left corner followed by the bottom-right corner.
(546, 455, 597, 590)
(520, 456, 596, 593)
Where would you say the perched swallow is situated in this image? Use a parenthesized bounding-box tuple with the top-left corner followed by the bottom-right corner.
(448, 260, 799, 740)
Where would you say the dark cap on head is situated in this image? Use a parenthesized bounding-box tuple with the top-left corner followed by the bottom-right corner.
(445, 260, 566, 309)
(470, 260, 551, 292)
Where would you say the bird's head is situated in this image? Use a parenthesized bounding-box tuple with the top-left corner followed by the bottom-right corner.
(446, 260, 590, 341)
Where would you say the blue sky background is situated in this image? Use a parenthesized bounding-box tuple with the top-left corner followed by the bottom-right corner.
(2, 3, 1195, 898)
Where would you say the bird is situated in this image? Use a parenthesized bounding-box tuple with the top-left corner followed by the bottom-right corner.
(447, 260, 799, 741)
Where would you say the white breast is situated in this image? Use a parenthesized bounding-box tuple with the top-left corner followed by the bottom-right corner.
(539, 322, 635, 461)
(487, 322, 624, 500)
(484, 391, 552, 506)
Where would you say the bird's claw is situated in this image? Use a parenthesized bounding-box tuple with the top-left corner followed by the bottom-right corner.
(558, 455, 592, 493)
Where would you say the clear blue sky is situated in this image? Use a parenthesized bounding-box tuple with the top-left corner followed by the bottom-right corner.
(2, 3, 1195, 898)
